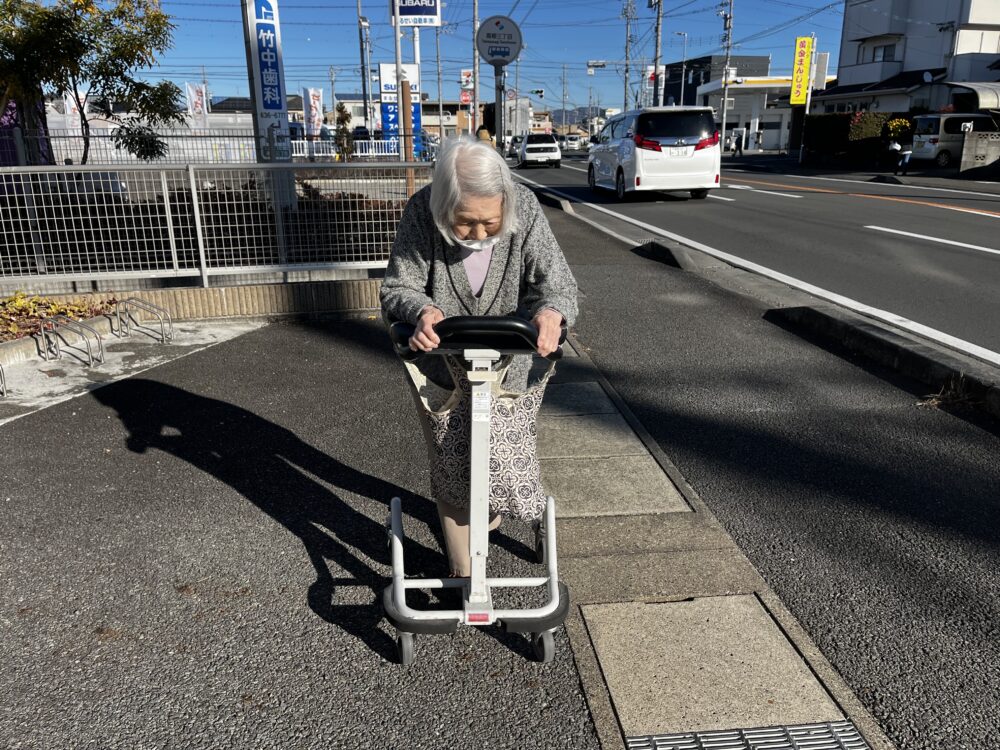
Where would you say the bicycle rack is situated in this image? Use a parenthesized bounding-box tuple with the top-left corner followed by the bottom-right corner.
(116, 297, 173, 344)
(39, 315, 105, 367)
(0, 363, 6, 397)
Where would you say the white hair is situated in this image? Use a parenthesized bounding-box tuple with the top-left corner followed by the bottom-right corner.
(429, 136, 519, 245)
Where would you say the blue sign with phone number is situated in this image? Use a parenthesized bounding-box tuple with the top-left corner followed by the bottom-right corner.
(380, 101, 424, 156)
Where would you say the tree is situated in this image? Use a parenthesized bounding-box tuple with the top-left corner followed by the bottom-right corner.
(0, 0, 184, 164)
(334, 101, 353, 160)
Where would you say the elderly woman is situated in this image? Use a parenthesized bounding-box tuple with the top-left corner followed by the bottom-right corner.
(380, 136, 578, 577)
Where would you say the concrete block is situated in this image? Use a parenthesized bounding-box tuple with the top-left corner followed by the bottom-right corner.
(540, 382, 617, 417)
(542, 455, 689, 516)
(556, 514, 733, 558)
(582, 596, 843, 736)
(538, 412, 647, 459)
(561, 548, 763, 603)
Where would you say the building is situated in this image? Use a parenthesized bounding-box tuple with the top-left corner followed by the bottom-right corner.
(697, 74, 837, 151)
(817, 0, 1000, 113)
(661, 55, 771, 107)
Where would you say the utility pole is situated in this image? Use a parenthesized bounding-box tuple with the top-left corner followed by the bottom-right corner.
(472, 0, 480, 131)
(561, 64, 567, 134)
(675, 31, 688, 106)
(720, 0, 734, 149)
(357, 1, 370, 129)
(652, 0, 663, 106)
(588, 86, 592, 135)
(329, 66, 337, 115)
(622, 0, 636, 112)
(436, 25, 444, 139)
(514, 58, 520, 135)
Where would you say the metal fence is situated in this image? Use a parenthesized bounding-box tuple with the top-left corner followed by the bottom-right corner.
(3, 128, 432, 167)
(0, 162, 433, 289)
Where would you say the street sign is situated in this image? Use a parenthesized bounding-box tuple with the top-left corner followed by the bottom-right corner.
(242, 0, 291, 160)
(506, 88, 516, 101)
(460, 69, 474, 90)
(391, 0, 441, 27)
(460, 90, 472, 104)
(476, 15, 523, 67)
(378, 63, 420, 100)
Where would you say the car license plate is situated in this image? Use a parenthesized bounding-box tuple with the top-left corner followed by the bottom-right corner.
(669, 147, 687, 156)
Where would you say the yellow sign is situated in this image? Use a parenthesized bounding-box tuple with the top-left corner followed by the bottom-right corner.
(790, 36, 813, 105)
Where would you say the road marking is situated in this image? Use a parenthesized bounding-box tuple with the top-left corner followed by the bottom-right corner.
(865, 226, 1000, 258)
(749, 172, 1000, 199)
(708, 194, 735, 201)
(729, 184, 802, 198)
(731, 176, 1000, 219)
(561, 163, 588, 173)
(514, 172, 1000, 368)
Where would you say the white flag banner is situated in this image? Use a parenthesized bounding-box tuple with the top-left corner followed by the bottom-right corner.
(63, 92, 87, 133)
(303, 87, 323, 137)
(186, 82, 209, 129)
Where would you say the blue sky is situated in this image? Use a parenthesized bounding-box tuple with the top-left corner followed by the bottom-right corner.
(148, 0, 845, 110)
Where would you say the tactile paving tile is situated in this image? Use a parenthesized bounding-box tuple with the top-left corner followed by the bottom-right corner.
(626, 719, 871, 750)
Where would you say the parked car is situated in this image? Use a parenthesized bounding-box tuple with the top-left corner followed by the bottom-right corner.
(564, 134, 582, 151)
(351, 125, 371, 141)
(912, 113, 999, 168)
(507, 134, 524, 158)
(587, 106, 720, 200)
(518, 133, 561, 168)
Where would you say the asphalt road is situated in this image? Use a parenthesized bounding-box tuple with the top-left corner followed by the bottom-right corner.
(516, 154, 1000, 357)
(542, 202, 1000, 749)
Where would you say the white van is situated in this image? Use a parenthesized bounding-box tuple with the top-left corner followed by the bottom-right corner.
(587, 107, 720, 200)
(912, 113, 998, 168)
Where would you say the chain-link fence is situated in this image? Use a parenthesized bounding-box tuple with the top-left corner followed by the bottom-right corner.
(3, 128, 435, 167)
(0, 162, 432, 292)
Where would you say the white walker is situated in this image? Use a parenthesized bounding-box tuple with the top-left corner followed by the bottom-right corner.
(383, 316, 570, 665)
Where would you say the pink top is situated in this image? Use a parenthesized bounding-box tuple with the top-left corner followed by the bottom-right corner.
(459, 245, 494, 297)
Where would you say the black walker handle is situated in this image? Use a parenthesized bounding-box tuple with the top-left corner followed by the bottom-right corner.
(388, 315, 566, 361)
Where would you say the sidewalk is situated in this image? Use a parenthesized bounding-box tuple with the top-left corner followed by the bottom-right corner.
(1, 228, 900, 748)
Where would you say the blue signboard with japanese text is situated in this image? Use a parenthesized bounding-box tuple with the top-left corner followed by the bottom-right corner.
(380, 101, 424, 157)
(242, 0, 290, 159)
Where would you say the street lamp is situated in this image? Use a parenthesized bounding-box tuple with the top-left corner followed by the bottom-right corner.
(674, 31, 688, 106)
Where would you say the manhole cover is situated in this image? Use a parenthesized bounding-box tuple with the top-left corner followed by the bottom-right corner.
(626, 719, 871, 750)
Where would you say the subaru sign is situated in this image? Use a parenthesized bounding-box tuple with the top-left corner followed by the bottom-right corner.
(391, 0, 441, 27)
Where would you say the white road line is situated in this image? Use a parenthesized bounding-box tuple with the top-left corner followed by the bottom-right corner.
(865, 226, 1000, 258)
(729, 184, 802, 199)
(754, 172, 1000, 199)
(561, 163, 588, 173)
(708, 194, 735, 201)
(515, 172, 1000, 368)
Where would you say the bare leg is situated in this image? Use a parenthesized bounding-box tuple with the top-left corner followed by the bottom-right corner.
(437, 501, 502, 577)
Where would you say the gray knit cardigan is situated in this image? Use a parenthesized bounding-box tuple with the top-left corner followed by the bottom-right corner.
(380, 182, 578, 327)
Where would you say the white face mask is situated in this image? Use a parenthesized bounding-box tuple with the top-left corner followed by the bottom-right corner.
(454, 235, 499, 252)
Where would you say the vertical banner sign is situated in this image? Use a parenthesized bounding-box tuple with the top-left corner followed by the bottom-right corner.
(460, 69, 474, 90)
(391, 0, 441, 26)
(303, 87, 323, 137)
(63, 92, 87, 134)
(379, 63, 422, 156)
(243, 0, 290, 160)
(790, 36, 813, 105)
(186, 83, 209, 129)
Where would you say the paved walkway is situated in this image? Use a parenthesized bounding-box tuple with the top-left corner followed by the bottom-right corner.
(1, 212, 898, 750)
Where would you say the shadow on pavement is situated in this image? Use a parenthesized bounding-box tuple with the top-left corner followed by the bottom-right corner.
(92, 377, 443, 660)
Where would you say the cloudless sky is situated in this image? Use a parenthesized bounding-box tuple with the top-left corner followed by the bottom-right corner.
(146, 0, 845, 111)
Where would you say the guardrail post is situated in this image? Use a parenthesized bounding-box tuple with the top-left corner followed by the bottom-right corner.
(187, 164, 210, 287)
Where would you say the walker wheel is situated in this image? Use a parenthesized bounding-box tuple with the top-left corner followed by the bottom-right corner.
(530, 630, 555, 663)
(532, 521, 545, 564)
(396, 632, 415, 665)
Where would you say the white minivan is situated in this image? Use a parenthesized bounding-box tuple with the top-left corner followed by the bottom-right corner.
(588, 107, 720, 200)
(912, 113, 999, 168)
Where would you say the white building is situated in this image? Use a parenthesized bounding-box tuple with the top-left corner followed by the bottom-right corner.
(817, 0, 1000, 113)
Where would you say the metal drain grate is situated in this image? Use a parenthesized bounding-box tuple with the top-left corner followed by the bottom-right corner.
(626, 719, 871, 750)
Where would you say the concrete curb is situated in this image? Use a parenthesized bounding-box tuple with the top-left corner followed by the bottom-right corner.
(524, 183, 1000, 424)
